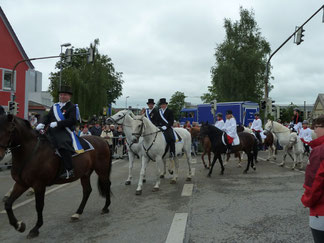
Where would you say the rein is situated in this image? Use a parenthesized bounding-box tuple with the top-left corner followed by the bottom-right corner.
(108, 112, 132, 128)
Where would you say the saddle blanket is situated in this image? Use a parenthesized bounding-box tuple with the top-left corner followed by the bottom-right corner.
(221, 132, 240, 146)
(55, 137, 94, 158)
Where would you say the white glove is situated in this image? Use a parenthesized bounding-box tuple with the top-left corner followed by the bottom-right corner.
(36, 123, 45, 131)
(50, 122, 58, 128)
(162, 126, 167, 130)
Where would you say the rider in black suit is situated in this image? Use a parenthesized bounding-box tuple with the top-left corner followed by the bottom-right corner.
(156, 98, 176, 157)
(36, 85, 77, 179)
(144, 98, 159, 126)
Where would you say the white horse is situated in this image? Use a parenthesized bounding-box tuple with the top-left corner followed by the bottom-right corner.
(107, 110, 146, 185)
(264, 120, 304, 169)
(131, 116, 192, 194)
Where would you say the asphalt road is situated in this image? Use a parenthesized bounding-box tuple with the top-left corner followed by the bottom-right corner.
(0, 150, 312, 243)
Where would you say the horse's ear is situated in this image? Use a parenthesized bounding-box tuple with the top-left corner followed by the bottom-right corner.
(7, 114, 14, 122)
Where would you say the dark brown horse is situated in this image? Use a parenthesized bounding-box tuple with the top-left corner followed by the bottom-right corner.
(200, 123, 258, 176)
(0, 115, 112, 239)
(190, 127, 212, 169)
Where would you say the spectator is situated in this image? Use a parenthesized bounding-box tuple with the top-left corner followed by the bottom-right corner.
(90, 121, 102, 136)
(101, 125, 114, 151)
(301, 115, 324, 242)
(80, 126, 92, 137)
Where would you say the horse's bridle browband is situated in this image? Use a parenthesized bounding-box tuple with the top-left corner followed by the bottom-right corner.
(108, 113, 133, 128)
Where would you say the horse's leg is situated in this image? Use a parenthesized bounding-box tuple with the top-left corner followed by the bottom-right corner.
(27, 186, 46, 239)
(170, 157, 179, 184)
(2, 186, 13, 202)
(136, 156, 149, 195)
(71, 175, 92, 221)
(218, 153, 225, 175)
(201, 151, 207, 169)
(279, 146, 287, 167)
(237, 152, 242, 167)
(153, 156, 163, 191)
(291, 148, 297, 170)
(207, 151, 211, 169)
(97, 174, 112, 214)
(207, 154, 217, 177)
(185, 147, 192, 181)
(5, 183, 28, 233)
(243, 153, 251, 174)
(125, 152, 135, 185)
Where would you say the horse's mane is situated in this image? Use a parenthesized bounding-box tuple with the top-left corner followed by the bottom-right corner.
(271, 121, 290, 133)
(202, 123, 223, 135)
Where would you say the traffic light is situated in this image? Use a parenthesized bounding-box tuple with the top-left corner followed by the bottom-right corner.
(87, 47, 94, 63)
(8, 101, 15, 112)
(14, 102, 19, 114)
(65, 48, 73, 63)
(295, 27, 305, 45)
(260, 100, 266, 110)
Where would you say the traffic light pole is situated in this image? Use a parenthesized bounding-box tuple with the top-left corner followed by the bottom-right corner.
(264, 4, 324, 121)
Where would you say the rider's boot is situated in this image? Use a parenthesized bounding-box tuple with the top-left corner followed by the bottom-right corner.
(59, 149, 74, 179)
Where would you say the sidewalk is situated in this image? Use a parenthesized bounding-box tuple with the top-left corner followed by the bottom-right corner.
(0, 153, 11, 170)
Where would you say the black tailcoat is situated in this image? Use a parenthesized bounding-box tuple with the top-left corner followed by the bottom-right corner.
(42, 101, 77, 152)
(145, 108, 159, 126)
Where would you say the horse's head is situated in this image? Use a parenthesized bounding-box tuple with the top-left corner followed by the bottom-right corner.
(199, 123, 210, 139)
(106, 110, 132, 125)
(264, 120, 273, 132)
(0, 115, 33, 160)
(131, 115, 145, 143)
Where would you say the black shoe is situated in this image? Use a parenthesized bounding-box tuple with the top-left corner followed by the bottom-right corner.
(60, 169, 74, 179)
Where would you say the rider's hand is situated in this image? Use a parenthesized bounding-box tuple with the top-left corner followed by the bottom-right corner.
(50, 122, 58, 128)
(36, 123, 45, 131)
(162, 126, 167, 130)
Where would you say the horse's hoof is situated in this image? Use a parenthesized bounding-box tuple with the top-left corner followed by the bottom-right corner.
(170, 179, 177, 184)
(70, 214, 80, 222)
(27, 230, 39, 239)
(125, 181, 131, 185)
(135, 190, 142, 195)
(26, 190, 34, 197)
(2, 196, 9, 203)
(274, 157, 277, 161)
(101, 208, 109, 214)
(252, 166, 256, 171)
(237, 163, 242, 168)
(152, 187, 159, 192)
(16, 221, 26, 233)
(266, 158, 270, 161)
(220, 171, 224, 175)
(204, 165, 207, 169)
(143, 179, 146, 183)
(279, 163, 284, 167)
(207, 174, 211, 177)
(168, 170, 174, 175)
(243, 170, 247, 174)
(160, 175, 165, 179)
(186, 177, 192, 181)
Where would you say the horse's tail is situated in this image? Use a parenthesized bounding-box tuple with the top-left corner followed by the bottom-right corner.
(253, 137, 258, 160)
(97, 140, 113, 198)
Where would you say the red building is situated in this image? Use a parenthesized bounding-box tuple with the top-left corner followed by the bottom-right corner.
(0, 7, 35, 119)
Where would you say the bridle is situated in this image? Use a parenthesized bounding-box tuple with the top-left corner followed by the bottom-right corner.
(107, 113, 127, 125)
(0, 122, 19, 152)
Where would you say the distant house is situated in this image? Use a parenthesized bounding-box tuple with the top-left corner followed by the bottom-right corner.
(311, 93, 324, 119)
(0, 7, 42, 119)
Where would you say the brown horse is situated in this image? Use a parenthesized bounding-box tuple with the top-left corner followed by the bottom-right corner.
(263, 130, 277, 161)
(190, 126, 212, 169)
(0, 115, 112, 239)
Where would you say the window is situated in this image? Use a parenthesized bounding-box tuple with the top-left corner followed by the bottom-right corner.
(2, 69, 16, 90)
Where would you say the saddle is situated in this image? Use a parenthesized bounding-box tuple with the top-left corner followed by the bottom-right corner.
(56, 136, 94, 158)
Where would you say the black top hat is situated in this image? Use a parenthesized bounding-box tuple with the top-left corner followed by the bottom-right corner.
(58, 85, 73, 95)
(147, 98, 155, 105)
(226, 110, 232, 115)
(293, 108, 300, 112)
(159, 98, 168, 105)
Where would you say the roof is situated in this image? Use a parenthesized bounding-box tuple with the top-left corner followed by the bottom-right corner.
(0, 7, 34, 69)
(314, 93, 324, 108)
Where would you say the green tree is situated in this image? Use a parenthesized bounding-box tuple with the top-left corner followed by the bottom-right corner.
(49, 39, 123, 119)
(202, 7, 271, 103)
(168, 91, 186, 121)
(280, 103, 298, 123)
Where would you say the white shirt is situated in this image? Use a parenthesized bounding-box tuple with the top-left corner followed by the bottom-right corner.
(224, 117, 240, 145)
(299, 127, 313, 143)
(294, 122, 302, 134)
(80, 131, 92, 137)
(251, 118, 263, 132)
(215, 119, 225, 130)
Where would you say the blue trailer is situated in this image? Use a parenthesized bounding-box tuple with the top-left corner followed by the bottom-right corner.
(180, 101, 259, 126)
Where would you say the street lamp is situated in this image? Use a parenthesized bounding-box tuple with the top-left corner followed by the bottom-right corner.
(125, 96, 130, 109)
(59, 42, 71, 89)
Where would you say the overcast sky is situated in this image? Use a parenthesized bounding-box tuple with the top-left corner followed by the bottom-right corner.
(2, 0, 324, 109)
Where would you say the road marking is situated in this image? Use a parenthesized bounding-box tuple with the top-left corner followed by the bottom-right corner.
(191, 159, 197, 164)
(165, 213, 188, 243)
(1, 160, 122, 214)
(181, 184, 193, 196)
(191, 168, 195, 176)
(259, 156, 306, 174)
(0, 183, 70, 214)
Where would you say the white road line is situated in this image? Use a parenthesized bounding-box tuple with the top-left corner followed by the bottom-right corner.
(191, 159, 197, 164)
(1, 159, 123, 214)
(165, 213, 188, 243)
(181, 184, 193, 197)
(191, 168, 195, 176)
(0, 183, 70, 214)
